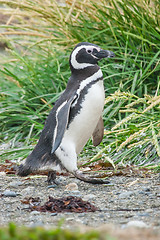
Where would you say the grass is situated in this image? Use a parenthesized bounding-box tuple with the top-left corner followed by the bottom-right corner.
(0, 0, 160, 168)
(0, 222, 115, 240)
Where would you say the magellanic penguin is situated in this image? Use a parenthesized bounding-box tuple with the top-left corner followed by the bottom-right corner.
(17, 42, 115, 184)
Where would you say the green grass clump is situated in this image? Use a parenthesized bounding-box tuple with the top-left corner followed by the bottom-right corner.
(0, 222, 115, 240)
(0, 0, 160, 167)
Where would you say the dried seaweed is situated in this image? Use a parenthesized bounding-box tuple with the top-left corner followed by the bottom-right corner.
(21, 196, 98, 213)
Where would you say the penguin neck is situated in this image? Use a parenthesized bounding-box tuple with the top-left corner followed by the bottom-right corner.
(70, 65, 100, 81)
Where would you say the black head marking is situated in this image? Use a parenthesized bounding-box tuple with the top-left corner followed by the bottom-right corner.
(69, 42, 115, 71)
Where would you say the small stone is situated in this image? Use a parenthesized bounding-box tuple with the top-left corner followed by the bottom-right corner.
(137, 212, 150, 217)
(0, 172, 6, 176)
(29, 220, 44, 228)
(30, 211, 40, 215)
(138, 191, 145, 195)
(65, 183, 78, 191)
(141, 187, 150, 192)
(126, 220, 148, 228)
(9, 181, 23, 188)
(145, 208, 153, 213)
(21, 187, 35, 196)
(66, 217, 74, 221)
(139, 191, 151, 195)
(3, 190, 17, 197)
(69, 190, 81, 197)
(47, 184, 57, 189)
(78, 213, 86, 217)
(118, 191, 134, 199)
(58, 176, 66, 182)
(83, 194, 96, 201)
(99, 214, 105, 219)
(50, 213, 57, 216)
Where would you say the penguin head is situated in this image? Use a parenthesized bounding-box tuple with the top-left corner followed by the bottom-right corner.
(69, 42, 115, 71)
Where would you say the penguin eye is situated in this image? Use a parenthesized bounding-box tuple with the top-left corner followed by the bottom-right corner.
(87, 49, 92, 54)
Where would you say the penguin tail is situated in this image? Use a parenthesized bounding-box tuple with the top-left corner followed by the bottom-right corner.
(17, 149, 42, 177)
(17, 163, 33, 177)
(17, 146, 53, 177)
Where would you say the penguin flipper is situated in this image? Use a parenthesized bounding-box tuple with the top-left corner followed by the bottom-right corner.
(51, 95, 77, 153)
(92, 116, 104, 146)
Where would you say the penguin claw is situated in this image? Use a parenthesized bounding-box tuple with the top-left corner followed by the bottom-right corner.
(73, 170, 110, 184)
(47, 170, 59, 185)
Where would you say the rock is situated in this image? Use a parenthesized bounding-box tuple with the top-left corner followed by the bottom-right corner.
(21, 187, 35, 196)
(58, 176, 66, 182)
(65, 183, 78, 191)
(3, 190, 17, 197)
(30, 211, 40, 216)
(9, 181, 23, 188)
(28, 220, 44, 228)
(141, 187, 150, 192)
(139, 190, 151, 195)
(68, 190, 81, 197)
(83, 194, 96, 201)
(118, 191, 134, 199)
(145, 208, 153, 213)
(47, 184, 57, 189)
(50, 213, 57, 216)
(0, 172, 6, 176)
(137, 212, 150, 217)
(126, 220, 148, 228)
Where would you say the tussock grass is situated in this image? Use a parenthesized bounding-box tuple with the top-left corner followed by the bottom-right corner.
(0, 0, 160, 167)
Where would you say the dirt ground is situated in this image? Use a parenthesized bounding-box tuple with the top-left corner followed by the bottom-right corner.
(0, 169, 160, 239)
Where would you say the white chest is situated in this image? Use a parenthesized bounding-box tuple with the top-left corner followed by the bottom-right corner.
(62, 80, 105, 153)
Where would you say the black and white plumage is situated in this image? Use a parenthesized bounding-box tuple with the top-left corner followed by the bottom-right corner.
(17, 42, 115, 184)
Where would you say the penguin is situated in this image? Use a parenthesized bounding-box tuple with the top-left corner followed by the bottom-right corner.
(17, 42, 115, 184)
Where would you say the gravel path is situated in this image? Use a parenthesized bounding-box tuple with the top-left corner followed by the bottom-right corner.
(0, 171, 160, 232)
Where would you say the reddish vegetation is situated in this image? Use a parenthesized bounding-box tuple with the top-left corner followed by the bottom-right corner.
(21, 196, 98, 213)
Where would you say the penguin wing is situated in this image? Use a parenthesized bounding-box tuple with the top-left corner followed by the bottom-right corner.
(92, 116, 104, 146)
(51, 95, 77, 153)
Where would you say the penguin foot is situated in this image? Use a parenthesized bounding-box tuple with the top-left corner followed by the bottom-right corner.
(73, 170, 110, 184)
(47, 170, 59, 185)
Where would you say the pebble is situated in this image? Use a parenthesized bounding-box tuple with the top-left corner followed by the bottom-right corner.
(0, 172, 6, 176)
(126, 220, 148, 228)
(137, 212, 150, 217)
(145, 208, 153, 213)
(139, 191, 151, 195)
(78, 213, 86, 217)
(3, 190, 17, 197)
(29, 220, 44, 228)
(142, 187, 150, 192)
(21, 187, 35, 196)
(68, 190, 81, 197)
(30, 211, 40, 215)
(65, 183, 78, 191)
(83, 194, 96, 201)
(50, 213, 57, 216)
(118, 191, 134, 199)
(47, 184, 57, 189)
(9, 181, 23, 188)
(58, 176, 66, 183)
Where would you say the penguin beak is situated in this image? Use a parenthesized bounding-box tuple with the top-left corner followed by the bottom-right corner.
(93, 49, 115, 59)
